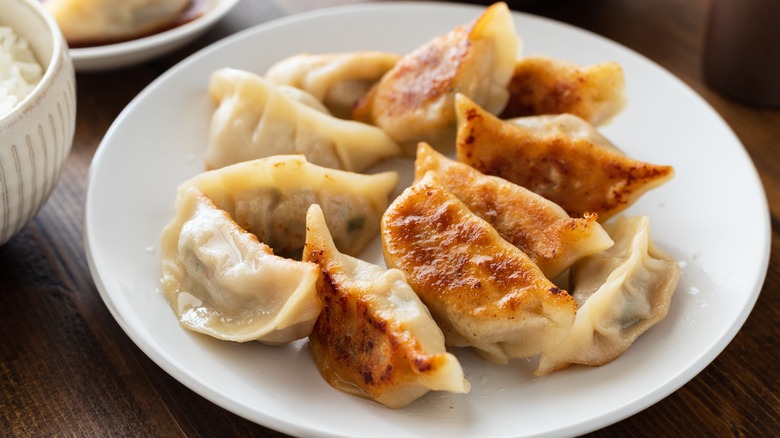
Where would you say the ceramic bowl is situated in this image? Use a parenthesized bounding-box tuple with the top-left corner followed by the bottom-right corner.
(0, 0, 76, 245)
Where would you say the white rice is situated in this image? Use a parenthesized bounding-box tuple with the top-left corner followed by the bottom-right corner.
(0, 26, 43, 119)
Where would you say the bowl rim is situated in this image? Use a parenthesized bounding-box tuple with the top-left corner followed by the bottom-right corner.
(0, 0, 66, 125)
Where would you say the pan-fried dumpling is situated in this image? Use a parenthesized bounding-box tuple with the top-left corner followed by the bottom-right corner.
(265, 51, 401, 119)
(382, 172, 578, 363)
(414, 142, 613, 279)
(206, 68, 402, 171)
(304, 204, 470, 409)
(178, 155, 399, 259)
(536, 216, 680, 375)
(499, 56, 627, 125)
(160, 187, 321, 344)
(352, 2, 520, 153)
(455, 94, 674, 221)
(44, 0, 189, 46)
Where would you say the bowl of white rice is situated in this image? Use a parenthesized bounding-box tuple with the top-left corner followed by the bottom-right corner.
(0, 0, 75, 245)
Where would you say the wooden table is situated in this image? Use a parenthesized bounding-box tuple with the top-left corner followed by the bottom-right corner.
(2, 0, 778, 436)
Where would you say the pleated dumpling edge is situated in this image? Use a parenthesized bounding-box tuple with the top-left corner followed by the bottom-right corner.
(304, 204, 470, 409)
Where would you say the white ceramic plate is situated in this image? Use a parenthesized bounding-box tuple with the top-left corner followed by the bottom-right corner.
(84, 2, 770, 437)
(68, 0, 240, 72)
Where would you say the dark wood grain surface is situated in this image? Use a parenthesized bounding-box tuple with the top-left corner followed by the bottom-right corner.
(2, 0, 778, 436)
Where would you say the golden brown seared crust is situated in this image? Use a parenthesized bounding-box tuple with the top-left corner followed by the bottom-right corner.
(352, 2, 517, 150)
(414, 142, 612, 279)
(456, 95, 674, 222)
(352, 21, 478, 136)
(305, 239, 455, 408)
(499, 56, 627, 125)
(381, 172, 577, 362)
(307, 267, 442, 406)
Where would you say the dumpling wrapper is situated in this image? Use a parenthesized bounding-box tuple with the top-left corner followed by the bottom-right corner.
(160, 187, 321, 344)
(353, 2, 520, 153)
(177, 155, 399, 259)
(274, 84, 330, 114)
(382, 172, 578, 363)
(206, 68, 401, 171)
(44, 0, 189, 45)
(265, 51, 401, 119)
(304, 204, 470, 409)
(414, 142, 613, 279)
(536, 216, 680, 375)
(499, 56, 627, 125)
(456, 94, 674, 221)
